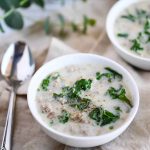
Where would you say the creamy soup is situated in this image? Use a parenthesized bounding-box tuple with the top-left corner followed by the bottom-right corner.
(36, 64, 133, 136)
(115, 0, 150, 58)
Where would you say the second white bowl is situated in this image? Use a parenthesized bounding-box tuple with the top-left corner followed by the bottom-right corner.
(106, 0, 150, 70)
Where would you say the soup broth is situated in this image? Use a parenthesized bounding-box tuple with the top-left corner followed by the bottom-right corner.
(36, 64, 132, 136)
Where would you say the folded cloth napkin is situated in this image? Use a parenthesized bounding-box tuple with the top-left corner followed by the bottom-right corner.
(7, 37, 149, 150)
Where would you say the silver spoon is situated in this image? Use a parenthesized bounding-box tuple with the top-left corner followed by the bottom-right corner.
(0, 41, 35, 150)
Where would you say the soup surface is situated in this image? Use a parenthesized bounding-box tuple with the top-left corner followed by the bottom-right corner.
(115, 0, 150, 58)
(36, 64, 133, 136)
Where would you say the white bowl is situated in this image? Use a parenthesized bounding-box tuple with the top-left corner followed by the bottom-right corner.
(106, 0, 150, 70)
(27, 53, 139, 147)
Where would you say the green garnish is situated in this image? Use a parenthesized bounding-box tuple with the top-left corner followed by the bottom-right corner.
(74, 79, 92, 91)
(121, 13, 136, 22)
(144, 18, 150, 32)
(117, 33, 129, 38)
(89, 107, 119, 126)
(105, 67, 123, 80)
(136, 9, 147, 20)
(65, 79, 92, 99)
(56, 79, 92, 98)
(137, 32, 144, 41)
(53, 86, 71, 99)
(130, 39, 143, 52)
(114, 106, 122, 113)
(41, 76, 50, 91)
(53, 93, 64, 98)
(69, 97, 91, 110)
(96, 72, 113, 82)
(146, 36, 150, 43)
(106, 86, 132, 107)
(40, 72, 60, 91)
(96, 67, 122, 82)
(143, 18, 150, 43)
(58, 110, 70, 123)
(53, 79, 92, 110)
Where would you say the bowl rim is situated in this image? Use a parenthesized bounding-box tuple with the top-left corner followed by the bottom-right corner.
(27, 53, 139, 140)
(106, 0, 150, 62)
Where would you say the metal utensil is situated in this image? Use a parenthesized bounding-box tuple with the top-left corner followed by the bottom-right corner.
(0, 41, 35, 150)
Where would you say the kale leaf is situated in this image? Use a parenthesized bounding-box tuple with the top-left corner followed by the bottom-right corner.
(106, 86, 133, 107)
(53, 93, 64, 98)
(69, 97, 91, 110)
(144, 18, 150, 43)
(53, 79, 92, 110)
(74, 79, 92, 91)
(41, 76, 50, 91)
(117, 33, 129, 38)
(40, 72, 60, 91)
(89, 107, 119, 126)
(121, 13, 136, 22)
(58, 110, 70, 123)
(55, 79, 92, 99)
(114, 106, 122, 113)
(105, 67, 123, 80)
(96, 72, 113, 82)
(136, 9, 147, 19)
(130, 39, 144, 52)
(96, 67, 122, 82)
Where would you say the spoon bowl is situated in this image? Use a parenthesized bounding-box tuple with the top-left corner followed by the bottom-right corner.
(1, 41, 35, 86)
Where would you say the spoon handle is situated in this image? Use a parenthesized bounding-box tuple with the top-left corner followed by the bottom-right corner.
(1, 89, 16, 150)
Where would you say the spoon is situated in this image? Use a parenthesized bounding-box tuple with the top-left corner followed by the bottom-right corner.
(0, 41, 35, 150)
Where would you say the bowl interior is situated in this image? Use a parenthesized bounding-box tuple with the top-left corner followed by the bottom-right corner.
(27, 53, 139, 139)
(106, 0, 150, 62)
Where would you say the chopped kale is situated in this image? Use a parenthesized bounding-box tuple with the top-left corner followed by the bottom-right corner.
(146, 37, 150, 43)
(130, 39, 143, 52)
(96, 72, 101, 80)
(105, 67, 123, 81)
(137, 32, 144, 41)
(117, 33, 129, 38)
(64, 79, 92, 99)
(41, 76, 50, 91)
(53, 79, 92, 110)
(136, 9, 147, 20)
(114, 106, 122, 112)
(106, 86, 132, 107)
(96, 72, 113, 82)
(53, 93, 64, 98)
(143, 18, 150, 43)
(52, 72, 60, 80)
(69, 97, 91, 110)
(89, 107, 119, 126)
(121, 13, 136, 22)
(96, 67, 122, 82)
(144, 18, 150, 32)
(74, 79, 92, 91)
(58, 110, 70, 123)
(40, 72, 60, 91)
(53, 86, 70, 99)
